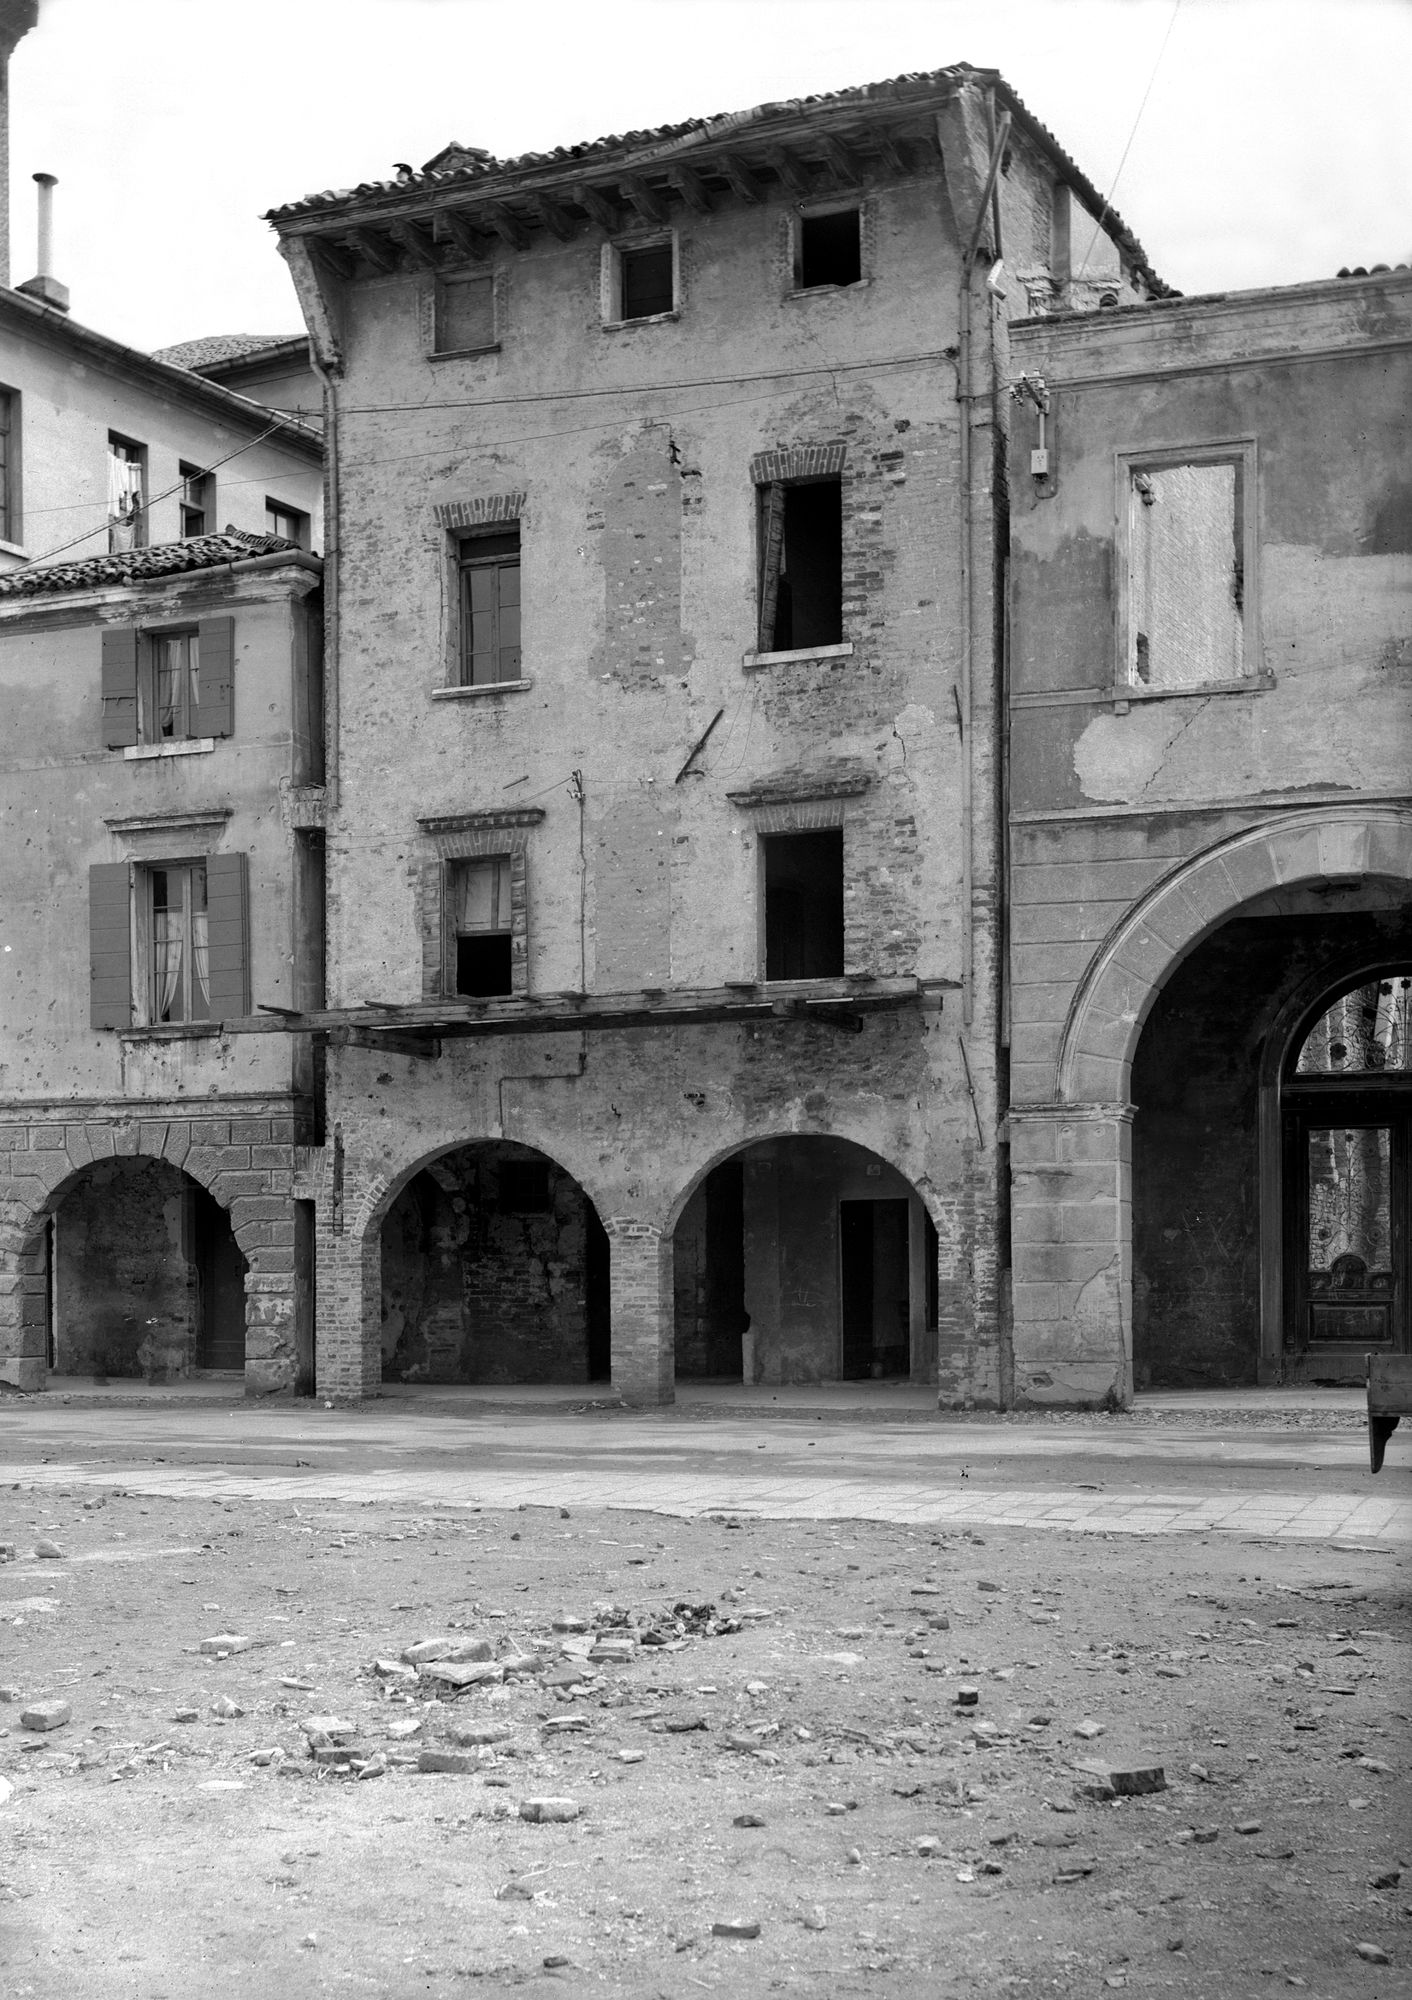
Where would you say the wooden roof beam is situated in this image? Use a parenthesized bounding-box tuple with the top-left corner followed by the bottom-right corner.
(765, 146, 812, 199)
(718, 154, 761, 204)
(669, 163, 713, 214)
(574, 183, 621, 231)
(620, 174, 669, 226)
(868, 129, 913, 177)
(349, 228, 399, 273)
(818, 136, 860, 187)
(534, 194, 578, 241)
(391, 220, 439, 268)
(484, 203, 530, 250)
(438, 210, 490, 261)
(310, 237, 355, 280)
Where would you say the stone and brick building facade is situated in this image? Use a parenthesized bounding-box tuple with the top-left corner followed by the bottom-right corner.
(262, 67, 1160, 1404)
(0, 277, 324, 1391)
(1006, 270, 1412, 1400)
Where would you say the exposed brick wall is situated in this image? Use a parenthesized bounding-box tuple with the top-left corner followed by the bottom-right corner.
(380, 1142, 599, 1384)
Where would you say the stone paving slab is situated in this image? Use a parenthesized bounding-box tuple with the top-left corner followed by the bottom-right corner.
(10, 1456, 1409, 1544)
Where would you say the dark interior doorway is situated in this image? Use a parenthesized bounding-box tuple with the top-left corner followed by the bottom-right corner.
(840, 1198, 910, 1379)
(763, 829, 844, 980)
(194, 1187, 247, 1370)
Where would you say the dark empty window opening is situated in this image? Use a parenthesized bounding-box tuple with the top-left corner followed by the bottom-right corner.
(620, 242, 674, 321)
(763, 828, 844, 981)
(798, 209, 861, 288)
(498, 1160, 551, 1212)
(758, 478, 843, 652)
(450, 855, 513, 997)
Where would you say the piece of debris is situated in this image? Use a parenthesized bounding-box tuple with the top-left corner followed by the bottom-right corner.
(916, 1836, 942, 1858)
(402, 1635, 492, 1665)
(955, 1686, 980, 1707)
(733, 1812, 766, 1828)
(1073, 1719, 1105, 1740)
(1354, 1944, 1390, 1965)
(519, 1797, 580, 1823)
(418, 1749, 484, 1775)
(712, 1919, 761, 1939)
(33, 1540, 67, 1560)
(1076, 1758, 1166, 1797)
(20, 1700, 70, 1733)
(199, 1634, 253, 1656)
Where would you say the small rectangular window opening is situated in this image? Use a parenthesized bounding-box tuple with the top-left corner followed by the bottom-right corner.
(266, 500, 309, 548)
(1128, 458, 1244, 689)
(0, 389, 16, 543)
(758, 478, 843, 652)
(108, 434, 145, 551)
(179, 462, 210, 539)
(458, 527, 521, 685)
(143, 629, 200, 742)
(149, 862, 211, 1024)
(763, 828, 844, 981)
(435, 273, 495, 353)
(451, 854, 514, 997)
(620, 242, 674, 321)
(798, 209, 862, 289)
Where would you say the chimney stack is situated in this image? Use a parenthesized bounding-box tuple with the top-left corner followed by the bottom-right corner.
(17, 170, 68, 312)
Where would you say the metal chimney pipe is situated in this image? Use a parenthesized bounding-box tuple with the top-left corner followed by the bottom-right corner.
(17, 171, 69, 313)
(33, 171, 56, 277)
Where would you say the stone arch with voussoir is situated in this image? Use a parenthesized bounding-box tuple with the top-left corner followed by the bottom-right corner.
(0, 1116, 290, 1393)
(321, 1129, 622, 1405)
(1010, 807, 1412, 1408)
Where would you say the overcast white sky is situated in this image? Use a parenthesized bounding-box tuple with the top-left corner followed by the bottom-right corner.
(12, 0, 1411, 354)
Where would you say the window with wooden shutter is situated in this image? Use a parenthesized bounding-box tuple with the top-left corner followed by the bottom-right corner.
(193, 616, 234, 738)
(89, 861, 132, 1029)
(203, 852, 250, 1018)
(100, 628, 140, 748)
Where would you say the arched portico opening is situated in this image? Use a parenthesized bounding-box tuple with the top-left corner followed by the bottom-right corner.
(1010, 808, 1412, 1407)
(672, 1135, 939, 1386)
(37, 1157, 247, 1381)
(379, 1140, 610, 1386)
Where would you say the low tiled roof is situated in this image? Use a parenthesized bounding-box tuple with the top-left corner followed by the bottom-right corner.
(152, 333, 303, 371)
(0, 529, 307, 599)
(265, 63, 1167, 293)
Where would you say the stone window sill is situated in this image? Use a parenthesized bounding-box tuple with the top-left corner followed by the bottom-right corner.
(1110, 671, 1275, 712)
(0, 537, 27, 560)
(122, 737, 216, 761)
(784, 280, 872, 301)
(743, 641, 855, 670)
(602, 311, 680, 331)
(431, 678, 534, 701)
(118, 1022, 224, 1043)
(428, 342, 501, 361)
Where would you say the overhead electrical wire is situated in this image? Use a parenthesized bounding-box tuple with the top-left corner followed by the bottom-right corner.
(1075, 0, 1185, 285)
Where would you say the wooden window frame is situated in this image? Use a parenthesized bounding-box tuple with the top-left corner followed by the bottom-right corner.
(602, 231, 679, 328)
(430, 270, 498, 357)
(179, 461, 211, 538)
(0, 385, 20, 546)
(140, 859, 213, 1026)
(416, 811, 543, 1002)
(266, 499, 310, 549)
(108, 433, 146, 551)
(444, 853, 515, 998)
(455, 526, 522, 687)
(794, 204, 865, 291)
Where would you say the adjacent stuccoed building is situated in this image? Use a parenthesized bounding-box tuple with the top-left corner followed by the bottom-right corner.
(264, 66, 1163, 1404)
(1006, 268, 1412, 1402)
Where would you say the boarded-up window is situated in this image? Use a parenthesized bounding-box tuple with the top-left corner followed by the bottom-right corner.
(757, 479, 843, 653)
(435, 273, 495, 353)
(448, 854, 513, 996)
(1128, 459, 1244, 688)
(457, 529, 521, 685)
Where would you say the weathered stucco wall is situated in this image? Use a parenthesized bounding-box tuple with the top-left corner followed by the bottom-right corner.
(1005, 272, 1412, 1401)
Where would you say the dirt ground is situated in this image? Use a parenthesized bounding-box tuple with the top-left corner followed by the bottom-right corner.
(0, 1488, 1406, 1998)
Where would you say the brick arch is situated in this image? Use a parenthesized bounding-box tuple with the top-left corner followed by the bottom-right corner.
(348, 1131, 615, 1247)
(1057, 807, 1412, 1107)
(662, 1125, 941, 1239)
(0, 1129, 242, 1393)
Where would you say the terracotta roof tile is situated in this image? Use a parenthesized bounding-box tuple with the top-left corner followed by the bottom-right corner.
(0, 530, 308, 599)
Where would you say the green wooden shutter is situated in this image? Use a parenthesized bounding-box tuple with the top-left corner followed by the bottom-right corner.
(204, 851, 250, 1017)
(89, 862, 132, 1029)
(100, 628, 140, 748)
(194, 615, 234, 738)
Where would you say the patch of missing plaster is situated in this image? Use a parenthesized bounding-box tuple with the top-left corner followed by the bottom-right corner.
(888, 702, 933, 773)
(1073, 699, 1211, 804)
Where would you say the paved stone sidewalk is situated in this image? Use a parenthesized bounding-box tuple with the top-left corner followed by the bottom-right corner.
(13, 1455, 1409, 1544)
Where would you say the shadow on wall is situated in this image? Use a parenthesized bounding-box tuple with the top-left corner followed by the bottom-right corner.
(51, 1158, 246, 1379)
(379, 1141, 610, 1385)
